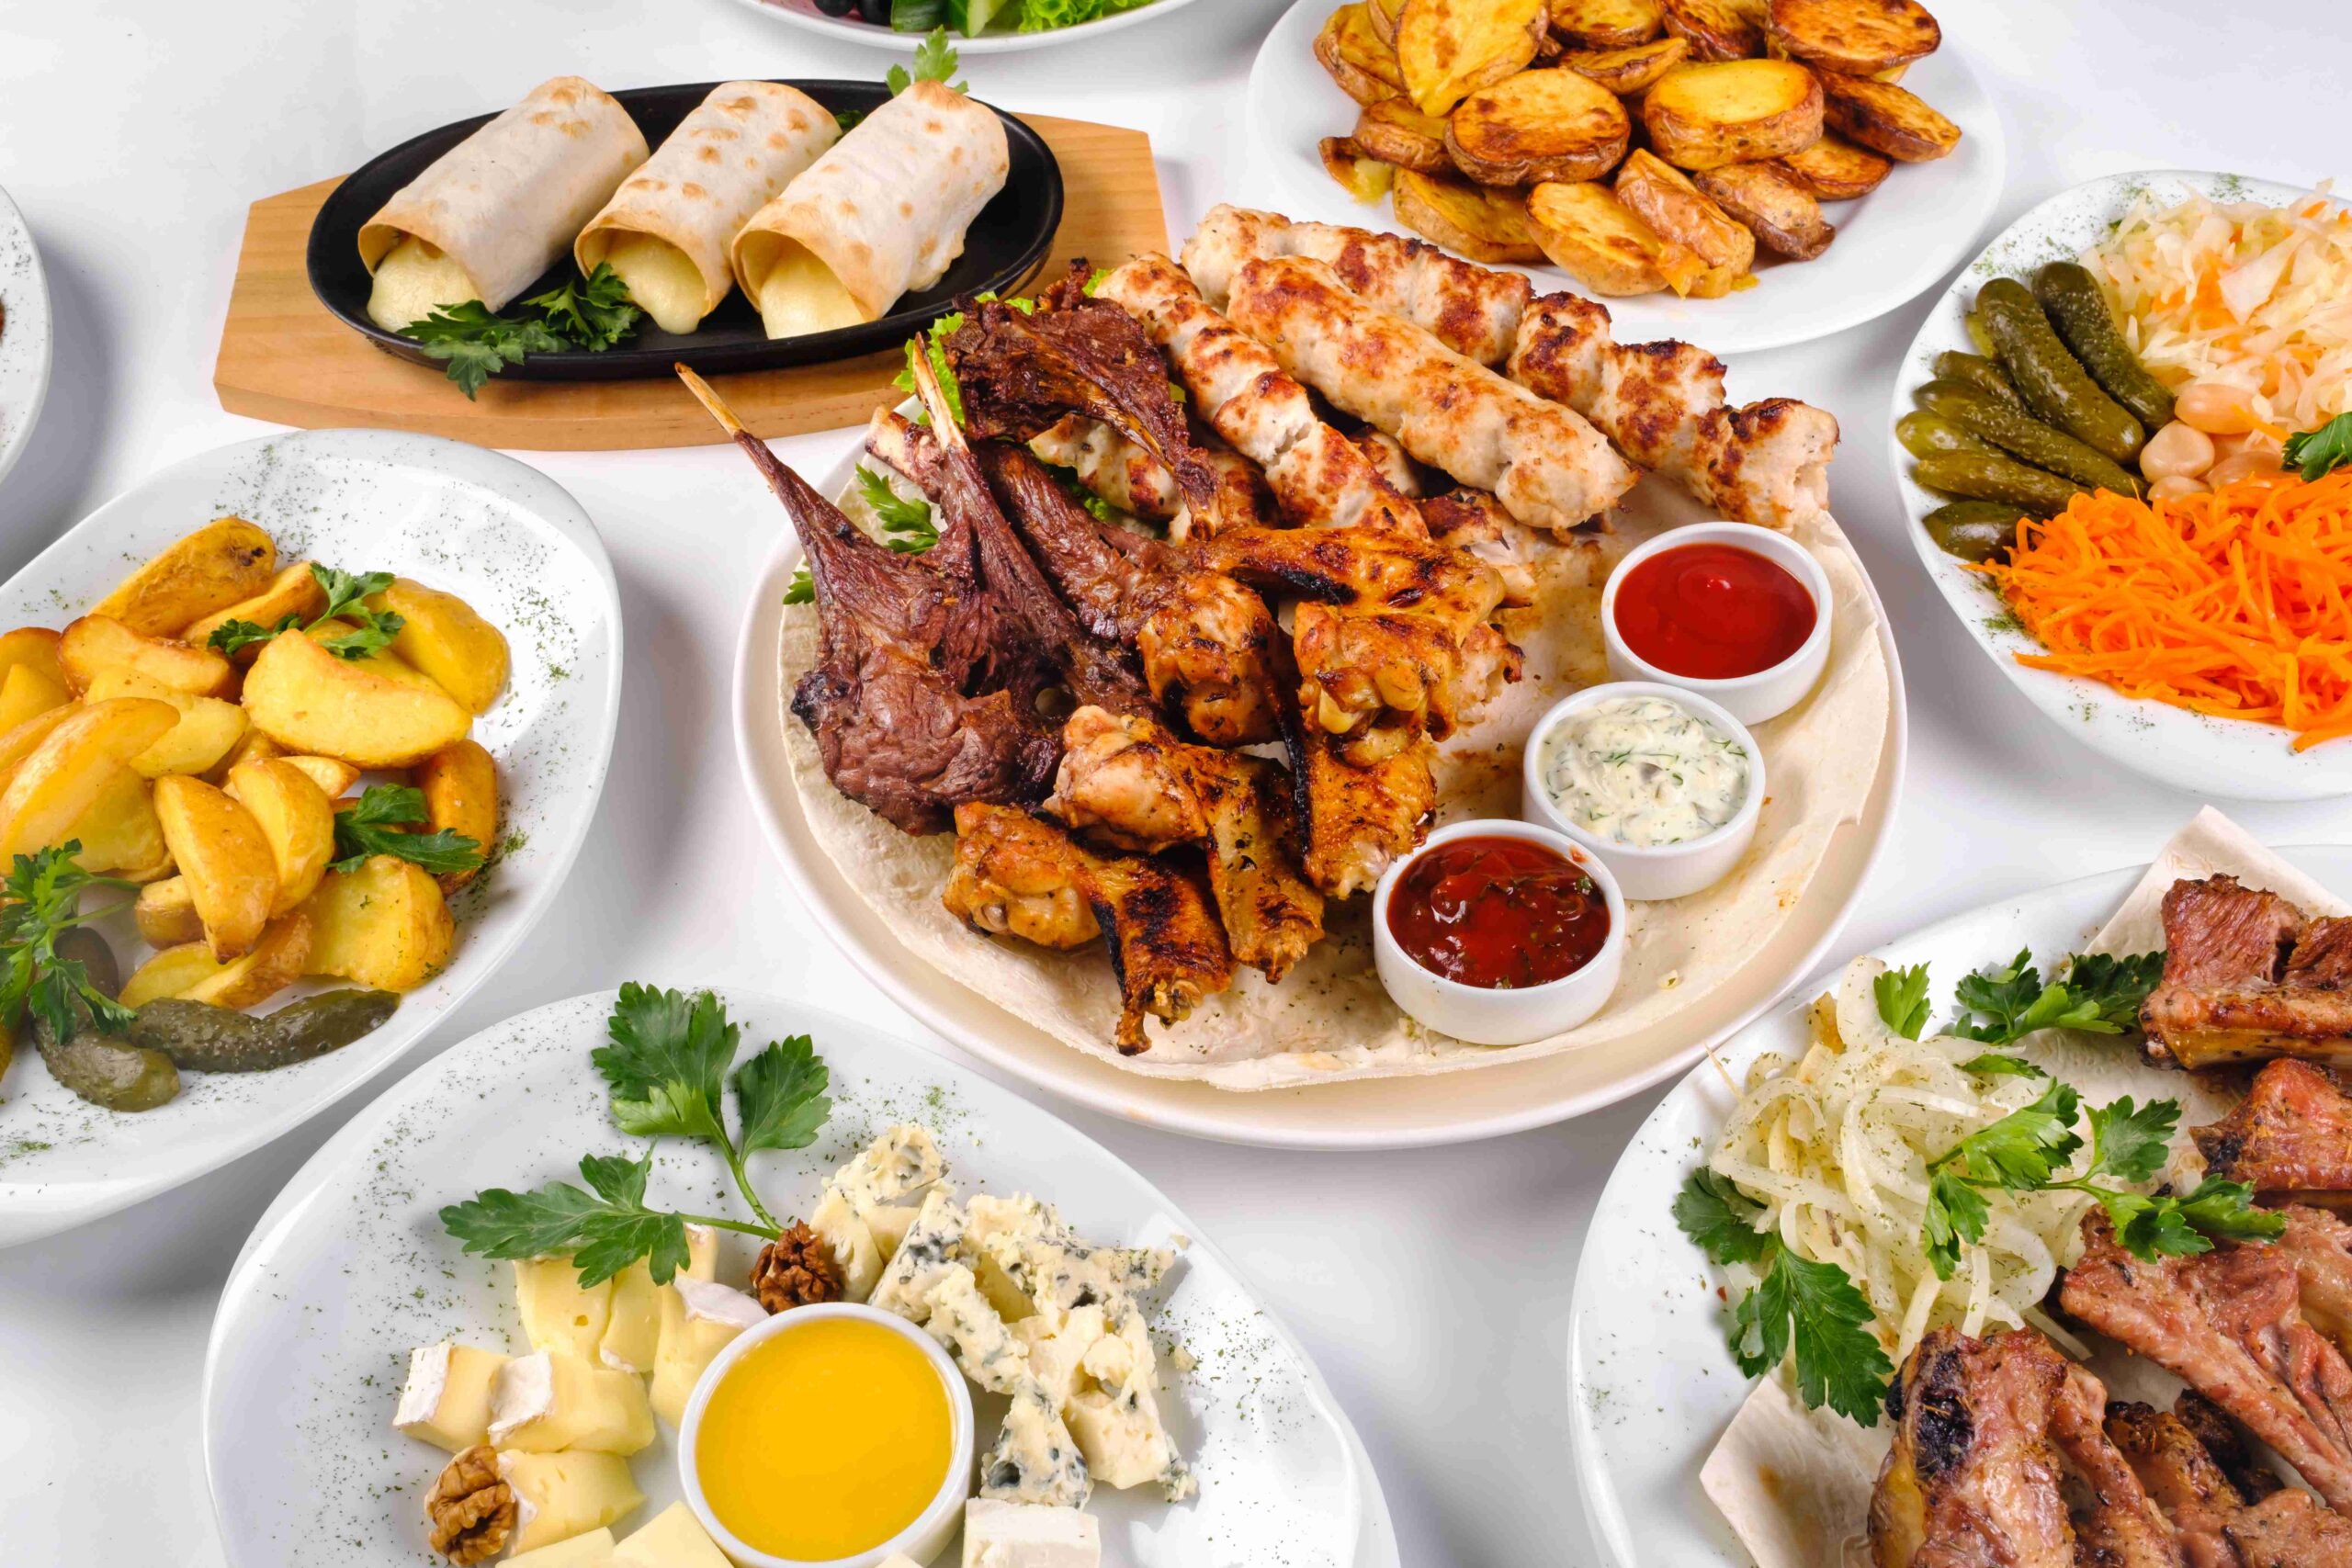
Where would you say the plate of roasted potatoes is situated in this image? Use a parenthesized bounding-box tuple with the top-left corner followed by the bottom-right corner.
(1253, 0, 2004, 352)
(0, 428, 619, 1247)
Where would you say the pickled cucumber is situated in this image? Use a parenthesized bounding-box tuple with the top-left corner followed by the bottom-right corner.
(1897, 411, 1996, 460)
(1915, 379, 2143, 495)
(33, 997, 177, 1111)
(2033, 262, 2174, 430)
(1930, 351, 2025, 410)
(1977, 277, 2146, 464)
(1923, 501, 2029, 564)
(130, 989, 398, 1073)
(1964, 310, 1998, 358)
(1912, 450, 2088, 518)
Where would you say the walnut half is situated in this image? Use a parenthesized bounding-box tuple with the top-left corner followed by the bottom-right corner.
(425, 1444, 514, 1565)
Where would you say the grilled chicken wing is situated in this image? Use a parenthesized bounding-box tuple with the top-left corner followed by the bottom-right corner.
(2192, 1060, 2352, 1206)
(945, 804, 1234, 1052)
(2142, 876, 2352, 1069)
(1869, 1327, 2076, 1568)
(2051, 1367, 2182, 1568)
(2107, 1401, 2256, 1568)
(1048, 705, 1211, 852)
(1025, 412, 1278, 536)
(1286, 713, 1435, 900)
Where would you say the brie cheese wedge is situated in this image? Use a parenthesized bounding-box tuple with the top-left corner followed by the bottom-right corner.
(650, 1276, 766, 1428)
(488, 1351, 656, 1455)
(392, 1342, 508, 1452)
(514, 1257, 614, 1362)
(961, 1498, 1102, 1568)
(497, 1450, 645, 1553)
(612, 1501, 731, 1568)
(599, 1259, 662, 1375)
(505, 1528, 617, 1568)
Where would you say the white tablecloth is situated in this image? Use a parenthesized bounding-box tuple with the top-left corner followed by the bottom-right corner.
(1, 0, 2348, 1561)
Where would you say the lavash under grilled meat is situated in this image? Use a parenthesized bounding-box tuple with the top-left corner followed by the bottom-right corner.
(574, 82, 839, 334)
(776, 470, 1890, 1091)
(730, 81, 1009, 332)
(358, 76, 647, 324)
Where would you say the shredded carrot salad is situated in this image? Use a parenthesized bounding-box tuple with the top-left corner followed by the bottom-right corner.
(1977, 471, 2352, 750)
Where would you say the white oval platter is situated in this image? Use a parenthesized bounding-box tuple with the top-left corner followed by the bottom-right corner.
(715, 0, 1204, 54)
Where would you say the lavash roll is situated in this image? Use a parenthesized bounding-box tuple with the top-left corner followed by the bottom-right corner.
(359, 76, 647, 331)
(574, 82, 840, 335)
(729, 80, 1010, 341)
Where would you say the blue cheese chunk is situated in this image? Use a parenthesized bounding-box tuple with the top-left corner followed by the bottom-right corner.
(830, 1124, 945, 1212)
(1012, 1305, 1109, 1408)
(924, 1264, 1028, 1396)
(869, 1186, 967, 1324)
(980, 1378, 1091, 1509)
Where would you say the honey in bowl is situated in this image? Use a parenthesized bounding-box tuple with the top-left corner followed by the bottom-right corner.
(695, 1315, 953, 1561)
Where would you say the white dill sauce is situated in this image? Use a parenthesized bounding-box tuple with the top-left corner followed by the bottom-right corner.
(1538, 694, 1748, 847)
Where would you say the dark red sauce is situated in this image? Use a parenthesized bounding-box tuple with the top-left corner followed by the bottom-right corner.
(1613, 542, 1815, 681)
(1385, 835, 1611, 989)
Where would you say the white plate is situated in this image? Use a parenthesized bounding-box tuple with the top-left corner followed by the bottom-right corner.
(1564, 844, 2352, 1567)
(715, 0, 1204, 53)
(0, 185, 52, 493)
(0, 429, 621, 1247)
(1892, 168, 2352, 801)
(729, 440, 1907, 1149)
(202, 988, 1389, 1568)
(1244, 0, 2006, 356)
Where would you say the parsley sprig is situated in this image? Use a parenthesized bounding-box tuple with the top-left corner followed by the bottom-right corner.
(2284, 412, 2352, 481)
(329, 784, 484, 877)
(0, 845, 137, 1043)
(208, 563, 406, 662)
(1949, 948, 2164, 1045)
(854, 467, 940, 552)
(887, 28, 967, 96)
(396, 262, 644, 399)
(440, 987, 833, 1285)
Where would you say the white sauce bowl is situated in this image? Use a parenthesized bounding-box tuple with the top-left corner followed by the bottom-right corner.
(1520, 682, 1765, 902)
(1371, 818, 1626, 1047)
(1600, 521, 1832, 726)
(678, 1302, 975, 1568)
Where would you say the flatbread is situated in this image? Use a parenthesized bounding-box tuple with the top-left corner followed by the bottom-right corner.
(775, 474, 1890, 1090)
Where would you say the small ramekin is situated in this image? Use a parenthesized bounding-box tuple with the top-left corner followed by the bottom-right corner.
(1519, 682, 1765, 902)
(1371, 818, 1626, 1046)
(1600, 521, 1832, 726)
(678, 1302, 974, 1568)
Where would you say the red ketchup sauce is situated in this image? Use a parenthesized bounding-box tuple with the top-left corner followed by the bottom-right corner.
(1613, 542, 1815, 681)
(1385, 836, 1611, 989)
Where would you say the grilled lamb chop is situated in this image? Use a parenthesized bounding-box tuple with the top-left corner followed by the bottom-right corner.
(2193, 1060, 2352, 1206)
(2051, 1367, 2183, 1567)
(2142, 877, 2352, 1069)
(2106, 1401, 2248, 1568)
(1869, 1326, 2076, 1568)
(2060, 1211, 2352, 1515)
(2172, 1392, 2284, 1506)
(2223, 1489, 2352, 1566)
(2254, 1203, 2352, 1357)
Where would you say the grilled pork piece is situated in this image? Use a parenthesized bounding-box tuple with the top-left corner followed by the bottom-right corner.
(2107, 1402, 2246, 1568)
(2256, 1204, 2352, 1356)
(1869, 1326, 2077, 1568)
(2172, 1392, 2284, 1506)
(2060, 1211, 2352, 1515)
(2052, 1367, 2183, 1567)
(944, 803, 1234, 1052)
(2224, 1489, 2352, 1566)
(2141, 876, 2352, 1069)
(1024, 412, 1277, 536)
(2193, 1060, 2352, 1204)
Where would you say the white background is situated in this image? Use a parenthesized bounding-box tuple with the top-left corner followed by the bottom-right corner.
(1, 0, 2348, 1562)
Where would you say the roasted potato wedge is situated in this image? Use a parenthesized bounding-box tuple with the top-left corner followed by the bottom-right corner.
(1446, 68, 1631, 186)
(1694, 160, 1837, 257)
(1642, 59, 1823, 169)
(67, 767, 168, 880)
(1396, 0, 1546, 115)
(60, 615, 237, 700)
(0, 705, 78, 784)
(0, 661, 67, 736)
(418, 739, 499, 893)
(303, 854, 454, 994)
(1549, 0, 1660, 48)
(1560, 35, 1690, 92)
(1352, 97, 1453, 172)
(1661, 0, 1762, 59)
(1392, 169, 1546, 263)
(135, 878, 204, 950)
(1369, 0, 1406, 44)
(179, 911, 312, 1010)
(1316, 4, 1407, 106)
(0, 627, 66, 691)
(1765, 0, 1936, 73)
(1776, 130, 1892, 197)
(120, 942, 225, 1010)
(1815, 69, 1958, 161)
(153, 774, 277, 962)
(0, 698, 178, 860)
(243, 628, 471, 769)
(364, 579, 510, 716)
(1614, 148, 1757, 271)
(279, 754, 363, 799)
(83, 668, 249, 779)
(204, 727, 285, 784)
(1320, 137, 1397, 204)
(181, 561, 328, 658)
(225, 758, 336, 916)
(87, 518, 276, 639)
(1527, 180, 1695, 295)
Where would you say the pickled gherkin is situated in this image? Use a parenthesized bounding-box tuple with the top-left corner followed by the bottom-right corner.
(1896, 411, 1996, 460)
(130, 989, 398, 1073)
(1915, 379, 2142, 496)
(1922, 501, 2028, 564)
(1911, 450, 2087, 518)
(2032, 262, 2174, 430)
(1929, 351, 2025, 410)
(1976, 277, 2145, 464)
(34, 998, 177, 1111)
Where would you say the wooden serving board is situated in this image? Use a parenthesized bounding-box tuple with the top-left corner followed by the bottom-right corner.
(212, 115, 1167, 451)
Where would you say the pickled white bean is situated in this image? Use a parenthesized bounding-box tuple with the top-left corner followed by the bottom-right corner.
(2175, 379, 2258, 435)
(2138, 421, 2215, 479)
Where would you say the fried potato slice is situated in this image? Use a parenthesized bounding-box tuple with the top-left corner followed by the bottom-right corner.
(1560, 35, 1690, 92)
(243, 628, 471, 769)
(0, 662, 67, 736)
(1642, 58, 1823, 169)
(60, 615, 237, 700)
(1392, 169, 1546, 263)
(1694, 159, 1837, 257)
(67, 767, 167, 880)
(1316, 3, 1408, 106)
(1527, 180, 1702, 295)
(1765, 0, 1937, 73)
(1661, 0, 1763, 59)
(83, 668, 249, 779)
(135, 878, 204, 949)
(1396, 0, 1547, 115)
(279, 755, 363, 798)
(120, 942, 225, 1010)
(179, 911, 312, 1010)
(1614, 148, 1757, 273)
(88, 518, 276, 639)
(1776, 130, 1892, 198)
(1548, 0, 1660, 48)
(0, 698, 179, 861)
(1319, 137, 1397, 204)
(1446, 68, 1631, 186)
(1352, 97, 1453, 172)
(0, 627, 65, 692)
(365, 579, 510, 716)
(225, 758, 336, 916)
(153, 773, 277, 962)
(303, 854, 454, 994)
(181, 561, 328, 658)
(1815, 68, 1959, 161)
(418, 739, 499, 892)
